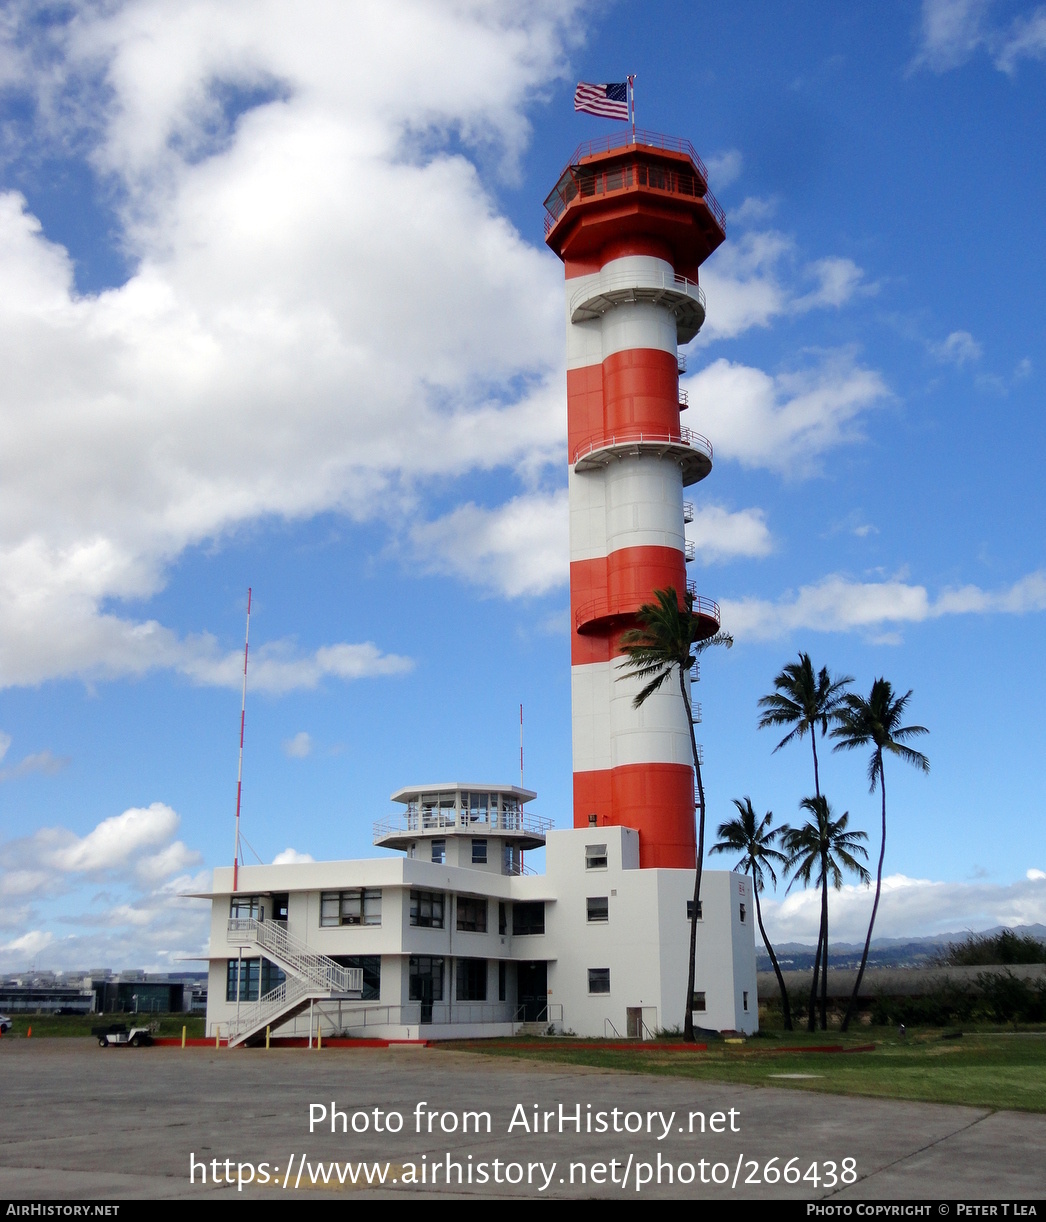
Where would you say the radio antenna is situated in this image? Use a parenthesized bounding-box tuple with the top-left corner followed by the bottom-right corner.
(232, 588, 251, 892)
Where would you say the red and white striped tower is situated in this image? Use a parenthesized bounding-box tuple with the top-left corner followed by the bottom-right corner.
(544, 132, 727, 869)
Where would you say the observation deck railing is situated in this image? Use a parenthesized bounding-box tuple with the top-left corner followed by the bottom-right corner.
(543, 129, 726, 236)
(571, 425, 712, 468)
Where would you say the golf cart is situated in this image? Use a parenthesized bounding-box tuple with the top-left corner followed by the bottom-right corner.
(91, 1022, 155, 1047)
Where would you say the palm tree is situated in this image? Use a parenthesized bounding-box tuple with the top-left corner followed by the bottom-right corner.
(758, 654, 853, 1030)
(618, 587, 732, 1042)
(782, 795, 870, 1030)
(831, 680, 929, 1031)
(711, 797, 793, 1030)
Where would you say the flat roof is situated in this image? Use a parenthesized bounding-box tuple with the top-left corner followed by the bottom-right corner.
(390, 783, 537, 804)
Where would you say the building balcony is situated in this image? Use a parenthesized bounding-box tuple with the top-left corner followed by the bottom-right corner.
(572, 426, 712, 486)
(575, 582, 721, 638)
(569, 267, 707, 344)
(372, 807, 551, 851)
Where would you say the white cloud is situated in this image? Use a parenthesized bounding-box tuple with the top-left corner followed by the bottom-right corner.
(0, 804, 211, 971)
(412, 490, 569, 598)
(0, 2, 579, 689)
(687, 505, 773, 563)
(912, 0, 1046, 74)
(0, 731, 10, 761)
(282, 731, 312, 759)
(0, 749, 70, 781)
(729, 196, 779, 226)
(272, 847, 315, 865)
(0, 929, 55, 959)
(698, 233, 869, 341)
(931, 329, 982, 366)
(721, 569, 1046, 641)
(1028, 869, 1046, 881)
(704, 148, 743, 188)
(912, 0, 994, 72)
(761, 870, 1046, 943)
(686, 351, 889, 476)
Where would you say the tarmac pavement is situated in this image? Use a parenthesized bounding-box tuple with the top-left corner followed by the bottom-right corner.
(1, 1038, 1043, 1200)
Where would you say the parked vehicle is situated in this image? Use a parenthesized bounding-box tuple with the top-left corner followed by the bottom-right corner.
(0, 1014, 11, 1034)
(91, 1022, 154, 1048)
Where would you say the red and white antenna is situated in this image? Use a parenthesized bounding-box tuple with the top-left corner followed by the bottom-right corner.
(519, 702, 524, 789)
(232, 588, 251, 892)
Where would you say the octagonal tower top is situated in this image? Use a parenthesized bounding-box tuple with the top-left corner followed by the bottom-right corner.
(543, 129, 726, 281)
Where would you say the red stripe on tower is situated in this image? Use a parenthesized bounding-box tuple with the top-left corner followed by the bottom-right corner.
(544, 135, 726, 869)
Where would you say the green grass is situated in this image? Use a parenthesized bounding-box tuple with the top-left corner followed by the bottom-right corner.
(3, 1013, 206, 1039)
(446, 1028, 1046, 1113)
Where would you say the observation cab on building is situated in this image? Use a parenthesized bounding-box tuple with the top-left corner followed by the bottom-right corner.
(372, 784, 549, 875)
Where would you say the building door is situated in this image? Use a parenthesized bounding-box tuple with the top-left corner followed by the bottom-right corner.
(516, 961, 547, 1023)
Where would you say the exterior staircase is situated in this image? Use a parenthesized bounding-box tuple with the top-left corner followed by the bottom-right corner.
(224, 918, 363, 1047)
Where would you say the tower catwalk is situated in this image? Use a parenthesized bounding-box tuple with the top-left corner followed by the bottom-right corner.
(544, 131, 727, 869)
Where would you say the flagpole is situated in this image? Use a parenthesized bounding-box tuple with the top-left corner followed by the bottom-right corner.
(629, 74, 636, 140)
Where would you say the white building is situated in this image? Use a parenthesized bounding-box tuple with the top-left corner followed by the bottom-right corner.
(203, 783, 757, 1045)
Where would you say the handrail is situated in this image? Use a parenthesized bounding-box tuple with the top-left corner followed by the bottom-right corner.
(574, 587, 720, 633)
(227, 919, 361, 995)
(569, 268, 705, 323)
(543, 130, 726, 236)
(373, 809, 553, 841)
(678, 388, 689, 410)
(226, 975, 313, 1045)
(572, 426, 712, 467)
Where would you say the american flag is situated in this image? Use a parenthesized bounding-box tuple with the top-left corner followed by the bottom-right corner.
(574, 81, 629, 121)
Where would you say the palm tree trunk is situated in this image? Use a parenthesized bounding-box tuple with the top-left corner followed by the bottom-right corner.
(820, 864, 829, 1030)
(681, 666, 703, 1043)
(753, 877, 792, 1030)
(841, 754, 886, 1032)
(807, 922, 822, 1031)
(806, 726, 823, 1031)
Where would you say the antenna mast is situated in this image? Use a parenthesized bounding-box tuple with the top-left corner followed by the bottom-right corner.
(232, 588, 251, 892)
(519, 702, 524, 788)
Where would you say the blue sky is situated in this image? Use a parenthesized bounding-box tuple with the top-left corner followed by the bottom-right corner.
(1, 0, 1044, 972)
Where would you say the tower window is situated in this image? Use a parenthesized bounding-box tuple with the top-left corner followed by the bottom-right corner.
(456, 896, 487, 933)
(586, 897, 609, 923)
(471, 838, 487, 864)
(410, 890, 444, 929)
(431, 839, 446, 864)
(686, 900, 703, 921)
(588, 968, 610, 994)
(585, 844, 608, 870)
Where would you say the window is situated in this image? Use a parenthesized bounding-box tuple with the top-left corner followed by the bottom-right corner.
(498, 902, 507, 935)
(499, 961, 507, 1001)
(230, 895, 262, 920)
(691, 991, 706, 1013)
(743, 991, 749, 1012)
(410, 890, 444, 929)
(686, 900, 703, 921)
(225, 958, 284, 1002)
(408, 956, 444, 1001)
(585, 843, 608, 870)
(471, 838, 487, 864)
(588, 968, 610, 994)
(502, 844, 520, 875)
(586, 896, 609, 923)
(455, 958, 487, 1001)
(512, 902, 545, 935)
(333, 955, 381, 1001)
(320, 889, 382, 927)
(431, 839, 446, 864)
(456, 896, 487, 933)
(739, 903, 747, 924)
